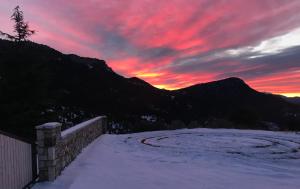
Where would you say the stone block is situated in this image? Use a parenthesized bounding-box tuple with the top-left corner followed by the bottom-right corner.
(37, 148, 45, 155)
(39, 155, 48, 161)
(36, 130, 44, 140)
(44, 137, 57, 147)
(36, 140, 44, 147)
(48, 167, 56, 181)
(39, 161, 45, 168)
(48, 147, 56, 160)
(38, 170, 48, 181)
(45, 159, 57, 167)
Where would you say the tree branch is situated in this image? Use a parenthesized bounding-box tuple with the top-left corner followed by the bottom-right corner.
(0, 31, 16, 41)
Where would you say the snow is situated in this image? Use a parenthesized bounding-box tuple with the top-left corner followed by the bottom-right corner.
(46, 108, 54, 113)
(141, 115, 157, 122)
(61, 117, 102, 138)
(33, 128, 300, 189)
(87, 64, 93, 69)
(36, 122, 61, 129)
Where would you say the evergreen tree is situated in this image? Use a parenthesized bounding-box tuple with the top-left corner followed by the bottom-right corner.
(0, 6, 35, 41)
(11, 6, 35, 41)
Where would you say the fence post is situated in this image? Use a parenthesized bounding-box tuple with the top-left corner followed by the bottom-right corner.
(36, 123, 61, 181)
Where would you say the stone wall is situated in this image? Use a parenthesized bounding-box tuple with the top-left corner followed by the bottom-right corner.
(36, 116, 107, 181)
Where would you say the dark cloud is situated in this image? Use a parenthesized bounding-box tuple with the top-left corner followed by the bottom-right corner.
(94, 27, 178, 62)
(232, 46, 300, 79)
(169, 45, 300, 82)
(138, 46, 177, 61)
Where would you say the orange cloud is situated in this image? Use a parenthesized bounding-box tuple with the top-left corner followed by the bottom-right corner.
(1, 0, 300, 96)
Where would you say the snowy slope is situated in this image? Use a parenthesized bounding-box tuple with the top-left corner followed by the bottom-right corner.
(33, 129, 300, 189)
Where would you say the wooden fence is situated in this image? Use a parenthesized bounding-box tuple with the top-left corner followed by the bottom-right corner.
(0, 131, 37, 189)
(0, 116, 106, 188)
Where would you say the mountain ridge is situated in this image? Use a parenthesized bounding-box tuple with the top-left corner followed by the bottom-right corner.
(0, 39, 299, 139)
(284, 97, 300, 105)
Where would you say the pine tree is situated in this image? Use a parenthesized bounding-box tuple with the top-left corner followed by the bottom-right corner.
(11, 6, 35, 41)
(0, 6, 35, 41)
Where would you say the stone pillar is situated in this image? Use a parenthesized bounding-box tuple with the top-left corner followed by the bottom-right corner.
(36, 122, 61, 181)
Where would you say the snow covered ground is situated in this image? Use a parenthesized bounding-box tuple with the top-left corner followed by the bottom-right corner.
(33, 129, 300, 189)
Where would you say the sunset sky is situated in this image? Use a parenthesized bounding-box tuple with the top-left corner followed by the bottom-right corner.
(1, 0, 300, 96)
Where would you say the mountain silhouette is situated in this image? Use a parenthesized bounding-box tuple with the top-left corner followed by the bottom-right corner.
(285, 97, 300, 105)
(0, 39, 299, 139)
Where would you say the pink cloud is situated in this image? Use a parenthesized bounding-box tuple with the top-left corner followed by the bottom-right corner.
(1, 0, 300, 95)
